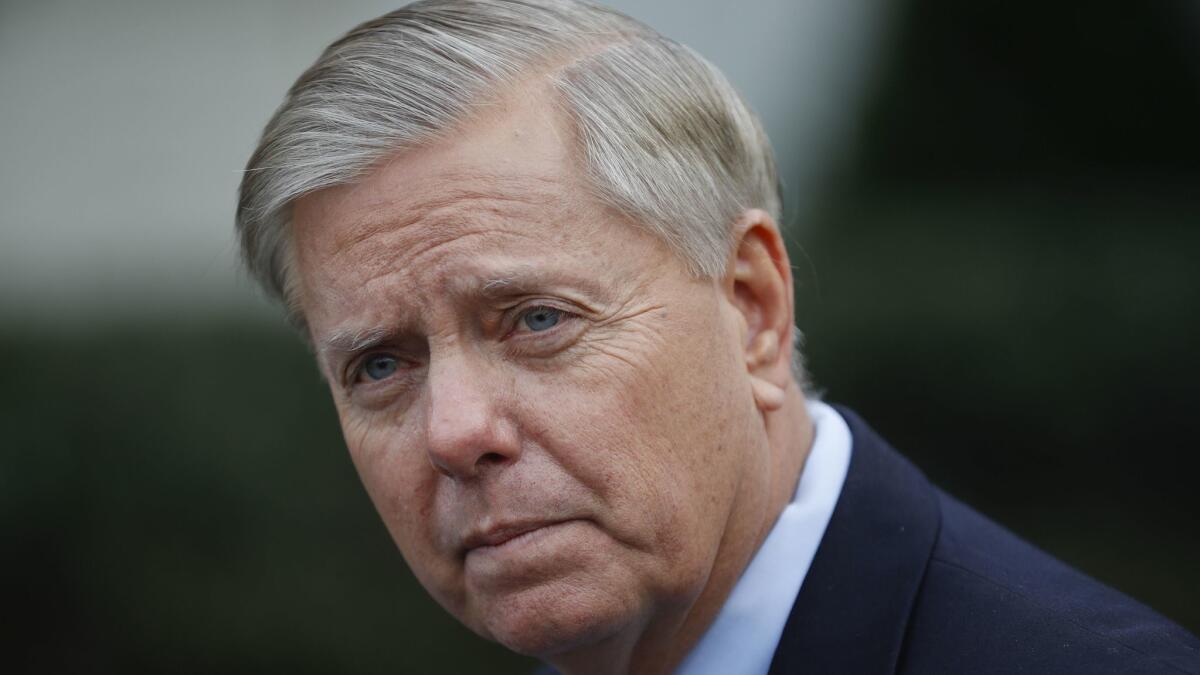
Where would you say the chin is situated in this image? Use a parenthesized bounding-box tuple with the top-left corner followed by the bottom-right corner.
(472, 579, 643, 658)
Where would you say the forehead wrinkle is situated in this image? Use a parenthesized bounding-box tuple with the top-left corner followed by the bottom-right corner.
(301, 160, 594, 352)
(427, 167, 568, 200)
(329, 196, 572, 289)
(331, 168, 571, 254)
(401, 227, 547, 293)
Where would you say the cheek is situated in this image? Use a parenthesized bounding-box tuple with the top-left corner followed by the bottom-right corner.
(337, 407, 465, 605)
(340, 408, 420, 510)
(516, 301, 751, 582)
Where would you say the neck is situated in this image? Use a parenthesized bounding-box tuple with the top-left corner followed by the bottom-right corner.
(550, 384, 815, 675)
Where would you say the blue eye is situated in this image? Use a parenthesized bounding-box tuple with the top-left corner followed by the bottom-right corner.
(522, 306, 562, 332)
(362, 354, 399, 381)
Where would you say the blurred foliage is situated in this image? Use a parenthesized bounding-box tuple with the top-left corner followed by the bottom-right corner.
(1, 320, 535, 673)
(793, 192, 1200, 632)
(5, 0, 1199, 672)
(792, 0, 1200, 636)
(850, 0, 1200, 181)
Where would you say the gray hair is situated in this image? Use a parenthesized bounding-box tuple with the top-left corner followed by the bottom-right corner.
(236, 0, 810, 386)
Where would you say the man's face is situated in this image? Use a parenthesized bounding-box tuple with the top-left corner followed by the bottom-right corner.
(290, 91, 771, 656)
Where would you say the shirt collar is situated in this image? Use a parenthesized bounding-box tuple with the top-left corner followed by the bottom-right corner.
(676, 400, 853, 675)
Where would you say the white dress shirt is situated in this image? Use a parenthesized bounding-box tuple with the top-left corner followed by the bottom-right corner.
(675, 400, 853, 675)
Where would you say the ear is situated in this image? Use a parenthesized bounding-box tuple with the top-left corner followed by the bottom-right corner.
(723, 209, 795, 412)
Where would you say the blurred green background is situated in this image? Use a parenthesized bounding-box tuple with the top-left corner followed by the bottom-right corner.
(3, 1, 1197, 672)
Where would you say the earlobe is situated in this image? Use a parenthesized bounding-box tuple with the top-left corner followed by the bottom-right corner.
(747, 328, 785, 411)
(751, 376, 786, 411)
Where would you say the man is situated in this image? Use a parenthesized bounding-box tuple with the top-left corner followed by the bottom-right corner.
(235, 1, 1200, 673)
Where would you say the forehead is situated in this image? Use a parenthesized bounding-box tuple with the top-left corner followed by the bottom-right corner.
(293, 86, 579, 255)
(289, 89, 672, 330)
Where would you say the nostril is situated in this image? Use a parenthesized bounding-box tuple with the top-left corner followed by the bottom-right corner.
(477, 451, 508, 466)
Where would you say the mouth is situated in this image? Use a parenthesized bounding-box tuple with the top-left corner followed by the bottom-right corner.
(461, 518, 580, 555)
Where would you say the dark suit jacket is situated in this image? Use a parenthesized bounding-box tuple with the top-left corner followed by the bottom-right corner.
(537, 407, 1200, 674)
(768, 406, 1199, 674)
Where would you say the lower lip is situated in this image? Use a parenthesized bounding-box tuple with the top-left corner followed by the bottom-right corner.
(466, 520, 583, 562)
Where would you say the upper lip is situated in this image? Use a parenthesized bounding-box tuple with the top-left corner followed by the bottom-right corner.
(461, 518, 570, 552)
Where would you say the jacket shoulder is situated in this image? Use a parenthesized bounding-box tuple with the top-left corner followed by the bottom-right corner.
(899, 492, 1200, 675)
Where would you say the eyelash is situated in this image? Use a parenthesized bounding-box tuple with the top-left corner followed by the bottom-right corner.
(506, 303, 575, 337)
(349, 353, 412, 388)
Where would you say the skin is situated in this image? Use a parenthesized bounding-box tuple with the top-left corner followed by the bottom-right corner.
(290, 84, 814, 674)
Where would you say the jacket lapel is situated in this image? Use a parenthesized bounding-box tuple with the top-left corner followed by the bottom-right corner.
(768, 406, 942, 674)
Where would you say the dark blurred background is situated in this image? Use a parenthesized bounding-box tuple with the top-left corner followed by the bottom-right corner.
(3, 1, 1197, 672)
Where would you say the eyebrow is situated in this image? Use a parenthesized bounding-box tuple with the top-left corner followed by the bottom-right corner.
(475, 265, 609, 301)
(316, 275, 521, 361)
(320, 326, 395, 362)
(478, 273, 546, 299)
(316, 267, 609, 362)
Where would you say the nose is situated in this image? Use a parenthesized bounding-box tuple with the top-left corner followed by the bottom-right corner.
(423, 350, 520, 480)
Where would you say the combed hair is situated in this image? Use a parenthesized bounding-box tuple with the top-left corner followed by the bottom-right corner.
(236, 0, 809, 384)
